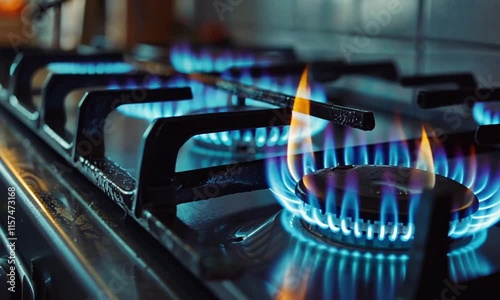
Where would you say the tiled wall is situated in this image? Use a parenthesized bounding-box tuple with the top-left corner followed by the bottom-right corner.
(178, 0, 500, 82)
(420, 0, 500, 85)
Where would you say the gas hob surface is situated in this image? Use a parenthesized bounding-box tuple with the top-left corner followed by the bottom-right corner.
(0, 44, 499, 300)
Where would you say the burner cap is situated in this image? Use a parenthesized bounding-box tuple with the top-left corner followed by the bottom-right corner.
(295, 165, 479, 223)
(294, 165, 479, 249)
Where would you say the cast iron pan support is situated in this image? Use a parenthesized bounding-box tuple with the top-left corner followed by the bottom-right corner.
(134, 125, 488, 219)
(41, 72, 161, 140)
(74, 88, 193, 160)
(8, 51, 123, 112)
(401, 73, 477, 88)
(475, 124, 500, 146)
(134, 108, 292, 217)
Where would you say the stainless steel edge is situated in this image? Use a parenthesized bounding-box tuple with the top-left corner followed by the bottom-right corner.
(0, 106, 218, 299)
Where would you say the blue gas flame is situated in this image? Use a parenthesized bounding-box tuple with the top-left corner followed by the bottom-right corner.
(170, 42, 275, 73)
(272, 211, 490, 300)
(272, 212, 407, 300)
(267, 123, 500, 243)
(46, 62, 135, 74)
(473, 102, 500, 125)
(112, 74, 328, 149)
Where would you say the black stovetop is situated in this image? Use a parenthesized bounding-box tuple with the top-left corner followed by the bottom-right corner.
(0, 44, 499, 300)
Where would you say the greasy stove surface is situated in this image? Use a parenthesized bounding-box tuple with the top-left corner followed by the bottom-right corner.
(2, 97, 499, 300)
(0, 108, 217, 300)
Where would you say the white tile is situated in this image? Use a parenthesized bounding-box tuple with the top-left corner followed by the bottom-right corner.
(294, 0, 361, 32)
(423, 41, 500, 86)
(424, 0, 500, 45)
(359, 0, 419, 37)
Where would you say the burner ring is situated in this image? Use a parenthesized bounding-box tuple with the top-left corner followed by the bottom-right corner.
(294, 165, 479, 248)
(190, 106, 289, 155)
(296, 165, 479, 222)
(298, 214, 474, 250)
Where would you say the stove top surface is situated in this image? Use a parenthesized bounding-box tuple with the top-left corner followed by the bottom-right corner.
(0, 45, 499, 300)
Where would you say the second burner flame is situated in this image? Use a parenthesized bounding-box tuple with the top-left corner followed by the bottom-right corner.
(413, 127, 436, 188)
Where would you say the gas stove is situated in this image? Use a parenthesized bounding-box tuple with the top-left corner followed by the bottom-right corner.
(0, 42, 499, 300)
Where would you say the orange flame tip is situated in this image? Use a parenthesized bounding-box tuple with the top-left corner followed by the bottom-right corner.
(287, 67, 314, 182)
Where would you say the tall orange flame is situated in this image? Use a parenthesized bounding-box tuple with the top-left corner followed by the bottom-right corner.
(287, 67, 314, 181)
(414, 126, 436, 188)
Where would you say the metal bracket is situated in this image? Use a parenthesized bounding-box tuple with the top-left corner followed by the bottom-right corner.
(134, 108, 292, 217)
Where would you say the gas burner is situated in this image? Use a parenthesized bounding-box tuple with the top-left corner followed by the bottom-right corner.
(114, 75, 328, 156)
(188, 106, 289, 155)
(46, 62, 135, 74)
(473, 102, 500, 125)
(294, 165, 479, 249)
(169, 42, 286, 73)
(267, 125, 500, 251)
(276, 210, 491, 300)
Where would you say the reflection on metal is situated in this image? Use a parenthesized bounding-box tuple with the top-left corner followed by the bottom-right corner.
(0, 144, 117, 300)
(0, 110, 211, 299)
(269, 211, 491, 300)
(448, 230, 491, 282)
(47, 62, 134, 74)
